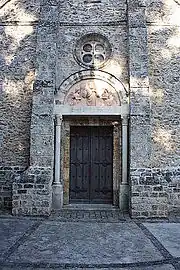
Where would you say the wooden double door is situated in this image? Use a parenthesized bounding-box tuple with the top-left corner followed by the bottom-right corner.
(69, 126, 113, 204)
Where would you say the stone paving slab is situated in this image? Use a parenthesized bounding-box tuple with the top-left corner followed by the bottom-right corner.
(0, 264, 177, 270)
(143, 223, 180, 258)
(0, 218, 36, 260)
(0, 214, 180, 269)
(7, 221, 163, 265)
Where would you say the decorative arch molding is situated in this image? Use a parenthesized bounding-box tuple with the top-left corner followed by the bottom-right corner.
(55, 70, 129, 106)
(53, 70, 130, 211)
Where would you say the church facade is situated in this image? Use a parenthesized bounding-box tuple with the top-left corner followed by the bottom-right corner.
(0, 0, 179, 217)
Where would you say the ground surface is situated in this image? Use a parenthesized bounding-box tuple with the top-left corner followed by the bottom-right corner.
(0, 209, 180, 270)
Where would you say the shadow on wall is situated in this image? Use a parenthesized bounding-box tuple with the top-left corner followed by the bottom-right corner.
(0, 0, 40, 209)
(146, 0, 180, 167)
(0, 0, 179, 168)
(0, 0, 40, 167)
(0, 0, 179, 210)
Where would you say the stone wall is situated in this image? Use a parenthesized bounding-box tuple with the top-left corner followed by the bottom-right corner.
(0, 166, 25, 209)
(147, 0, 180, 167)
(131, 168, 180, 217)
(1, 0, 129, 213)
(0, 0, 40, 167)
(0, 0, 40, 208)
(0, 0, 179, 216)
(130, 0, 180, 217)
(12, 167, 52, 216)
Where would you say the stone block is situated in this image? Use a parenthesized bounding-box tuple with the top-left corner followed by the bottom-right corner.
(33, 115, 51, 136)
(55, 1, 127, 24)
(31, 114, 54, 136)
(30, 133, 54, 156)
(24, 184, 34, 188)
(18, 174, 35, 184)
(129, 27, 149, 88)
(36, 42, 56, 80)
(130, 118, 151, 168)
(130, 88, 150, 115)
(37, 24, 57, 42)
(127, 0, 146, 8)
(41, 0, 58, 5)
(52, 183, 63, 209)
(128, 6, 146, 27)
(30, 154, 54, 167)
(40, 5, 58, 22)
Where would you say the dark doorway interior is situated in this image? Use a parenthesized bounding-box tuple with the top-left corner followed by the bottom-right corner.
(69, 126, 113, 204)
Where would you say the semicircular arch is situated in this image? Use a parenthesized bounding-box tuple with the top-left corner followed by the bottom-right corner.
(55, 70, 129, 106)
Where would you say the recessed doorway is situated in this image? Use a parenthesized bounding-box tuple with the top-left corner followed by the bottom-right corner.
(69, 126, 113, 204)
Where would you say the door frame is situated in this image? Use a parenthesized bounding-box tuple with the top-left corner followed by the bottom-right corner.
(61, 117, 121, 206)
(53, 70, 129, 210)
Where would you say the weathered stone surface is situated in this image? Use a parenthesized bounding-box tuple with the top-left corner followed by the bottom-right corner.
(128, 27, 149, 88)
(30, 134, 54, 157)
(12, 167, 52, 215)
(41, 1, 127, 24)
(144, 223, 180, 257)
(130, 88, 150, 115)
(0, 25, 37, 167)
(0, 0, 41, 22)
(147, 25, 180, 168)
(130, 116, 151, 168)
(0, 218, 35, 260)
(56, 25, 129, 89)
(128, 6, 146, 27)
(131, 168, 180, 218)
(0, 0, 179, 216)
(0, 214, 179, 269)
(36, 42, 56, 80)
(8, 222, 163, 264)
(146, 0, 180, 25)
(0, 167, 25, 209)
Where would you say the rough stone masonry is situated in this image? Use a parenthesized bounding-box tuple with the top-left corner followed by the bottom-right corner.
(0, 0, 179, 217)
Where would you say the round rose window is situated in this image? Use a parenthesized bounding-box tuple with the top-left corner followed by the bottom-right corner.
(74, 33, 112, 68)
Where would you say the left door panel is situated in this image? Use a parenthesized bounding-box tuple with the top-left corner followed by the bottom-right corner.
(69, 127, 90, 203)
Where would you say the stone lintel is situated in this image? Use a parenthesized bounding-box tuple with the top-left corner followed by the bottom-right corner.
(54, 104, 129, 116)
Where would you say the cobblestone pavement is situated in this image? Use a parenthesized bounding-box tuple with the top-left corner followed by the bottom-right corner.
(0, 209, 180, 270)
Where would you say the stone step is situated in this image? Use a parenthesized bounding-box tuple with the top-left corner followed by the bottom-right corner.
(51, 207, 130, 222)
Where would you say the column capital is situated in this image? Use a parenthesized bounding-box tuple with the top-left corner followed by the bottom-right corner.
(112, 121, 120, 127)
(56, 115, 63, 126)
(121, 115, 129, 126)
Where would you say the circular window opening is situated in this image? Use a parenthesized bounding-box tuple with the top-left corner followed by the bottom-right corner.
(74, 33, 112, 68)
(95, 44, 104, 52)
(83, 44, 92, 52)
(83, 54, 92, 63)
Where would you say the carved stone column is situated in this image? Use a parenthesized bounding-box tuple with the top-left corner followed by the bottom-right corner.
(119, 115, 129, 211)
(52, 115, 63, 209)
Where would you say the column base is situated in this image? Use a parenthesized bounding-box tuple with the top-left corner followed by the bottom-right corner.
(119, 183, 129, 211)
(52, 183, 63, 210)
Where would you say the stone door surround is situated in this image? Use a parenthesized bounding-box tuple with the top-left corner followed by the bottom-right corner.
(52, 70, 129, 210)
(62, 117, 121, 206)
